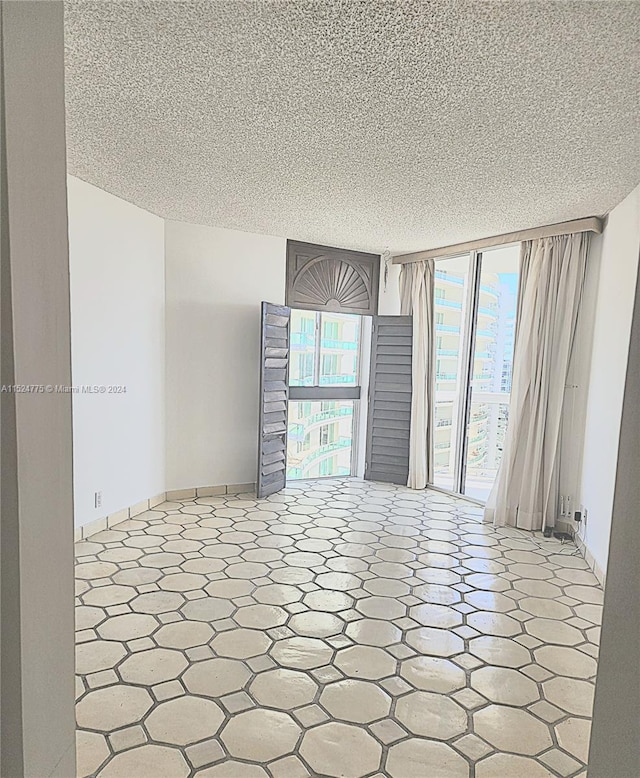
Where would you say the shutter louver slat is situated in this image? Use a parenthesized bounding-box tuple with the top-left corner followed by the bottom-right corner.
(257, 301, 291, 497)
(365, 316, 413, 486)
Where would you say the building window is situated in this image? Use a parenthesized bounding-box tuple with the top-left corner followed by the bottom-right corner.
(321, 354, 339, 377)
(319, 424, 337, 446)
(323, 321, 339, 339)
(319, 457, 335, 476)
(436, 313, 445, 325)
(297, 353, 314, 385)
(301, 316, 315, 334)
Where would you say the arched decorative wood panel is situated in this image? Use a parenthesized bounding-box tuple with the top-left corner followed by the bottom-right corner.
(286, 240, 380, 315)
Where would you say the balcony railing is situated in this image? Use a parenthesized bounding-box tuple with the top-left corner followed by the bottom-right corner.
(320, 375, 356, 385)
(293, 375, 357, 387)
(436, 299, 498, 318)
(299, 437, 352, 467)
(290, 332, 314, 348)
(290, 333, 358, 350)
(435, 272, 499, 296)
(287, 464, 351, 479)
(467, 450, 486, 466)
(435, 271, 464, 285)
(321, 338, 358, 350)
(479, 285, 499, 297)
(435, 299, 463, 310)
(288, 406, 353, 440)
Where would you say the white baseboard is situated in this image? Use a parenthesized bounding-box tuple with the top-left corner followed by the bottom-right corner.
(75, 483, 257, 542)
(74, 491, 166, 542)
(165, 483, 256, 500)
(573, 530, 607, 587)
(558, 519, 606, 587)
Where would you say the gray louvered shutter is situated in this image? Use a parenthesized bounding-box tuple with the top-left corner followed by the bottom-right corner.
(257, 302, 291, 498)
(365, 316, 413, 485)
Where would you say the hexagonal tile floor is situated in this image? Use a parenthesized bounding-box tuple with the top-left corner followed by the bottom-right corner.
(75, 478, 601, 777)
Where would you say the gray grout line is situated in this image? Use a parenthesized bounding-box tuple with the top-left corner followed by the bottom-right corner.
(74, 478, 599, 778)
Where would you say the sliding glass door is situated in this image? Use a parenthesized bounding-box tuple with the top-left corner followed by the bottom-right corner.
(432, 254, 472, 492)
(433, 245, 520, 502)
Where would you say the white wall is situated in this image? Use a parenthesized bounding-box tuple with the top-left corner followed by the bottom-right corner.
(68, 176, 165, 527)
(2, 4, 76, 774)
(576, 184, 640, 576)
(165, 220, 286, 490)
(558, 232, 603, 521)
(379, 258, 402, 315)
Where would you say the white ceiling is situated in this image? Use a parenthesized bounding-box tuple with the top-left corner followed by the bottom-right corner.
(64, 1, 640, 254)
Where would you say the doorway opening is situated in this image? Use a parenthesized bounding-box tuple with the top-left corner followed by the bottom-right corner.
(286, 309, 362, 480)
(432, 244, 520, 502)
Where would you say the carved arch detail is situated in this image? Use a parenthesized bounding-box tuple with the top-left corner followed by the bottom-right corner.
(286, 240, 380, 315)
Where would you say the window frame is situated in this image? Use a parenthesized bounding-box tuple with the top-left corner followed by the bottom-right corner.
(432, 248, 520, 501)
(287, 307, 364, 480)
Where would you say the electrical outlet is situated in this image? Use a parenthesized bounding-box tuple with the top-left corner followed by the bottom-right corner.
(94, 491, 102, 509)
(583, 508, 588, 525)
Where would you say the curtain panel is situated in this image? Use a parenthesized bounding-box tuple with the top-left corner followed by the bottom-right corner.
(399, 260, 435, 489)
(485, 232, 590, 530)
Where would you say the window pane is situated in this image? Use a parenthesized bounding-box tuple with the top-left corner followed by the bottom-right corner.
(289, 310, 317, 386)
(286, 400, 354, 479)
(433, 254, 472, 492)
(319, 313, 360, 386)
(463, 244, 519, 501)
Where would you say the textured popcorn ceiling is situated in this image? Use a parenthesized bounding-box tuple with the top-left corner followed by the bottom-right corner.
(64, 1, 640, 254)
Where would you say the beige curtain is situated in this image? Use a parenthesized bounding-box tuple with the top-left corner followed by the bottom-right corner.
(399, 260, 435, 489)
(485, 232, 590, 530)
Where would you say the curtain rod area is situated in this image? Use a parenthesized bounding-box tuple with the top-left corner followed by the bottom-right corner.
(392, 215, 604, 265)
